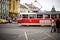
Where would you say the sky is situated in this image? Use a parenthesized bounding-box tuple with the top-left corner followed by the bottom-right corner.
(20, 0, 60, 11)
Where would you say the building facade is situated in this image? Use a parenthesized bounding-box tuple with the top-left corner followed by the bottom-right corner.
(9, 0, 20, 18)
(0, 0, 9, 19)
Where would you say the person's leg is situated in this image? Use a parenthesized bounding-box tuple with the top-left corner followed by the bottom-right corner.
(55, 26, 57, 32)
(51, 26, 53, 32)
(56, 25, 58, 32)
(54, 26, 56, 32)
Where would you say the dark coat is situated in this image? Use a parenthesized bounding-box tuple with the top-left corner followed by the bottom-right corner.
(56, 19, 60, 28)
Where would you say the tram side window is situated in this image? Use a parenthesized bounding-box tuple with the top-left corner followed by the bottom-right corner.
(37, 14, 43, 18)
(59, 14, 60, 18)
(29, 14, 36, 18)
(44, 15, 50, 18)
(22, 14, 28, 18)
(51, 15, 57, 19)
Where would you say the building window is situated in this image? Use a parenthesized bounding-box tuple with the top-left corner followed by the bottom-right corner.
(16, 0, 17, 1)
(13, 1, 15, 10)
(9, 3, 11, 9)
(9, 0, 11, 2)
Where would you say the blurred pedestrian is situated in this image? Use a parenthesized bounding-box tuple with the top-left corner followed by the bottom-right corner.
(56, 19, 60, 32)
(51, 19, 56, 32)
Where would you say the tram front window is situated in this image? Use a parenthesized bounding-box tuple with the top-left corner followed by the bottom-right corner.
(22, 14, 28, 18)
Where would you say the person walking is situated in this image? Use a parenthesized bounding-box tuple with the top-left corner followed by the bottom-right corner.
(51, 19, 56, 32)
(56, 19, 60, 32)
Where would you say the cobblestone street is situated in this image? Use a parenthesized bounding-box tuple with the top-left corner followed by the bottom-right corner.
(0, 24, 60, 40)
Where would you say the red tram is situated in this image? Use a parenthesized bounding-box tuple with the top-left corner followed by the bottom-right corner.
(17, 12, 60, 26)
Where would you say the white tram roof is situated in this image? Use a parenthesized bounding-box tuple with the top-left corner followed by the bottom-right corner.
(45, 11, 60, 14)
(37, 11, 60, 14)
(20, 11, 60, 15)
(20, 13, 36, 14)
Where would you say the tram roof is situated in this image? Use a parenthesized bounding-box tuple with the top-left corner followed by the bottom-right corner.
(46, 11, 60, 14)
(20, 11, 60, 15)
(20, 13, 36, 14)
(37, 11, 60, 14)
